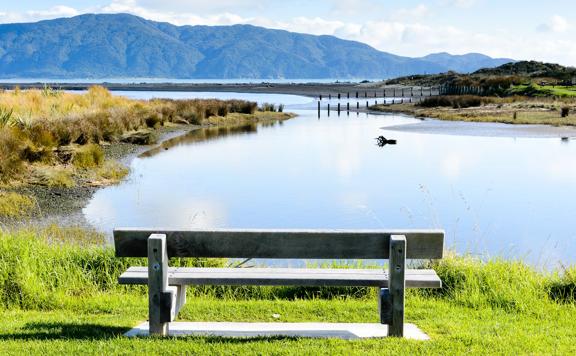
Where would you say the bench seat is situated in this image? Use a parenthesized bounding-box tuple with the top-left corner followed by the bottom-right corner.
(119, 267, 442, 288)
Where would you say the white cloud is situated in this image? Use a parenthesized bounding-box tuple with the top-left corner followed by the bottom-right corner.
(0, 6, 79, 23)
(442, 0, 477, 8)
(538, 15, 570, 33)
(393, 4, 430, 20)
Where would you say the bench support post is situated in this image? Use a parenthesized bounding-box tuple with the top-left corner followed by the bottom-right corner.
(380, 235, 406, 337)
(148, 234, 175, 336)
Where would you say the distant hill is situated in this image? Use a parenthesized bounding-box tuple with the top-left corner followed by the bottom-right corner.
(419, 53, 513, 74)
(385, 61, 576, 97)
(0, 13, 514, 79)
(473, 60, 576, 79)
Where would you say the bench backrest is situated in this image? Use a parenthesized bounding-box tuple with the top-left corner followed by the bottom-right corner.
(114, 229, 444, 259)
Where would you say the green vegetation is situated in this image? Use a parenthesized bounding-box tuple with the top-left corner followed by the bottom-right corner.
(508, 84, 576, 98)
(0, 191, 37, 218)
(372, 95, 576, 126)
(0, 227, 574, 354)
(386, 61, 576, 98)
(72, 144, 105, 169)
(261, 103, 285, 113)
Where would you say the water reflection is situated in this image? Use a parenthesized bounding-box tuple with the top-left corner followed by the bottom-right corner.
(140, 124, 260, 158)
(83, 92, 576, 269)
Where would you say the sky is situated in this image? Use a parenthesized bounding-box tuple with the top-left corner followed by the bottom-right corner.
(1, 0, 575, 66)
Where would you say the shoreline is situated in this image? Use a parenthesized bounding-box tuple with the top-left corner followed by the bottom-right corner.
(0, 82, 435, 99)
(2, 113, 295, 227)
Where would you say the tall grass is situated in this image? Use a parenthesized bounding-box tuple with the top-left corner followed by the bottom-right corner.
(0, 87, 259, 182)
(0, 192, 37, 218)
(0, 228, 573, 310)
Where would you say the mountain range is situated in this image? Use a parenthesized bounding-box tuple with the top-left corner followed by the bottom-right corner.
(0, 14, 514, 79)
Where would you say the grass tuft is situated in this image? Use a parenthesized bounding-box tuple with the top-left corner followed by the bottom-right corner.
(72, 144, 104, 169)
(0, 191, 37, 218)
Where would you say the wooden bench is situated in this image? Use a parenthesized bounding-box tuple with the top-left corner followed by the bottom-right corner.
(114, 228, 444, 337)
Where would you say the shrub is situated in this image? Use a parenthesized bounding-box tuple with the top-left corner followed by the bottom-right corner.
(418, 96, 453, 108)
(418, 95, 494, 109)
(96, 160, 129, 182)
(145, 112, 162, 128)
(0, 191, 37, 218)
(0, 130, 24, 180)
(261, 103, 276, 112)
(72, 144, 104, 168)
(32, 166, 75, 188)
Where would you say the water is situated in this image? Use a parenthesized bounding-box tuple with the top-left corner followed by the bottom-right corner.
(84, 92, 576, 268)
(0, 78, 366, 84)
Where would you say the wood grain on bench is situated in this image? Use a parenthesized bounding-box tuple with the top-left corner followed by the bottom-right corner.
(114, 229, 444, 259)
(118, 267, 442, 288)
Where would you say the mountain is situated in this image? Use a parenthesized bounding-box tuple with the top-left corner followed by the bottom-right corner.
(0, 14, 514, 79)
(419, 52, 514, 74)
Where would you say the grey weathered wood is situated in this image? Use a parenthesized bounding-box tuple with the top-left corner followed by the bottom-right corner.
(114, 229, 444, 259)
(148, 234, 173, 336)
(379, 288, 391, 324)
(118, 267, 442, 288)
(388, 235, 406, 337)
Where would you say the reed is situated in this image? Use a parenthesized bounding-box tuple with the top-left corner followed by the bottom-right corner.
(0, 87, 262, 182)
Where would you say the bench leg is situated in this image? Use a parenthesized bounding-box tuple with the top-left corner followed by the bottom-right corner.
(174, 285, 187, 316)
(380, 235, 406, 337)
(148, 234, 174, 336)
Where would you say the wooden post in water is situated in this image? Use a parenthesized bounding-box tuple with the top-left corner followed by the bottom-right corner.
(327, 103, 330, 117)
(319, 94, 322, 100)
(329, 94, 332, 100)
(347, 102, 350, 112)
(317, 101, 321, 118)
(357, 102, 360, 110)
(356, 91, 359, 98)
(365, 91, 367, 98)
(337, 103, 341, 115)
(338, 93, 341, 100)
(366, 101, 369, 109)
(347, 92, 350, 99)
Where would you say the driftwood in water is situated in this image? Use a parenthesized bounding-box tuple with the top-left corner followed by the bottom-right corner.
(376, 136, 397, 147)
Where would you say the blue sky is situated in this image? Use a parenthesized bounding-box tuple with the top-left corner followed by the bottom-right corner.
(2, 0, 575, 65)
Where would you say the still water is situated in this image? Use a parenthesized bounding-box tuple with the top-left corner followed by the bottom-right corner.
(84, 92, 576, 268)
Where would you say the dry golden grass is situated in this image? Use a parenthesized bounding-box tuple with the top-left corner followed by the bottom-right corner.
(0, 191, 38, 218)
(0, 87, 271, 184)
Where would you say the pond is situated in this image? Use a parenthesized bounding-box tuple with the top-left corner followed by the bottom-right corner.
(84, 92, 576, 268)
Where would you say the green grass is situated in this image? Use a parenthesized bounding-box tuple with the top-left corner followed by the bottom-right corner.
(509, 84, 576, 97)
(0, 228, 574, 354)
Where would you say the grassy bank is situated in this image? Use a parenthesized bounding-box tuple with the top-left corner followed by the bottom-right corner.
(0, 227, 574, 354)
(372, 95, 576, 126)
(0, 87, 291, 188)
(0, 87, 293, 219)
